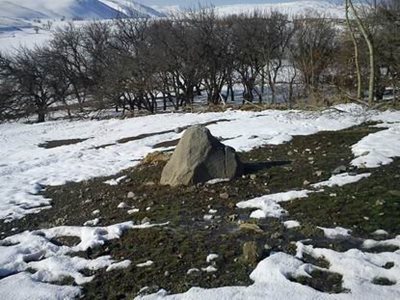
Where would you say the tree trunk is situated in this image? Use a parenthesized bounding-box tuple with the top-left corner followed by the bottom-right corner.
(37, 111, 45, 123)
(345, 0, 363, 99)
(349, 0, 375, 105)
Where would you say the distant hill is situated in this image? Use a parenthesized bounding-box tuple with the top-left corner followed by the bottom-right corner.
(0, 0, 165, 30)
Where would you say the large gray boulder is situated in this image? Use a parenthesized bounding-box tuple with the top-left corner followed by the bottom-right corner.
(160, 125, 242, 186)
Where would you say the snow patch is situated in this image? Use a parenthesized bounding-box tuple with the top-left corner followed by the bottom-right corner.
(83, 218, 100, 226)
(106, 260, 131, 272)
(0, 221, 166, 298)
(363, 236, 400, 249)
(206, 254, 219, 263)
(104, 175, 127, 186)
(236, 190, 311, 219)
(201, 266, 217, 273)
(352, 124, 400, 168)
(139, 240, 400, 300)
(312, 173, 371, 188)
(136, 260, 154, 268)
(318, 226, 352, 239)
(284, 220, 300, 229)
(205, 178, 230, 185)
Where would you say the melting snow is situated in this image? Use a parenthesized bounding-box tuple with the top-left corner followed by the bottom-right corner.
(83, 218, 100, 226)
(373, 229, 389, 236)
(206, 254, 219, 263)
(363, 236, 400, 249)
(106, 260, 131, 272)
(0, 222, 166, 299)
(284, 220, 301, 229)
(236, 190, 311, 219)
(312, 173, 371, 188)
(238, 172, 374, 220)
(352, 124, 400, 168)
(104, 175, 127, 186)
(138, 240, 400, 300)
(201, 266, 217, 273)
(0, 104, 371, 222)
(318, 226, 352, 239)
(1, 104, 400, 299)
(136, 260, 154, 268)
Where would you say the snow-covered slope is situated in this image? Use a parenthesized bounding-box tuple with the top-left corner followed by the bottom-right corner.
(0, 0, 164, 26)
(162, 1, 345, 19)
(215, 1, 344, 18)
(99, 0, 165, 18)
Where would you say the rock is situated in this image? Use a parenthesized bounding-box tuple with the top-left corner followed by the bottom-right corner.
(241, 241, 261, 265)
(187, 268, 200, 275)
(117, 202, 130, 209)
(239, 223, 264, 234)
(54, 217, 66, 226)
(332, 165, 347, 175)
(264, 243, 272, 251)
(287, 151, 293, 156)
(314, 170, 323, 177)
(160, 126, 243, 186)
(141, 217, 151, 224)
(127, 192, 136, 199)
(175, 127, 184, 133)
(270, 232, 283, 239)
(227, 214, 238, 222)
(219, 192, 230, 199)
(303, 180, 310, 186)
(250, 174, 257, 180)
(142, 151, 171, 165)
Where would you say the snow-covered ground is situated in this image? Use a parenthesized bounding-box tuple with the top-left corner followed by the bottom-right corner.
(1, 104, 399, 222)
(0, 27, 53, 53)
(138, 239, 400, 300)
(0, 104, 372, 222)
(1, 104, 400, 299)
(0, 221, 168, 299)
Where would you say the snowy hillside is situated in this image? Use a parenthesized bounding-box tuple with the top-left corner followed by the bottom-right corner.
(99, 0, 165, 18)
(215, 1, 344, 18)
(0, 0, 164, 29)
(159, 1, 345, 19)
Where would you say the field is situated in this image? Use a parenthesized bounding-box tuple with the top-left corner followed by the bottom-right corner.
(1, 104, 400, 299)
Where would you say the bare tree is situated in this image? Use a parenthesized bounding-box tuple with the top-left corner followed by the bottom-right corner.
(4, 47, 67, 122)
(291, 15, 338, 101)
(190, 8, 232, 104)
(348, 0, 375, 105)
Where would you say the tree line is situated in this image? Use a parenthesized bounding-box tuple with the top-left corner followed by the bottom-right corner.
(0, 2, 399, 123)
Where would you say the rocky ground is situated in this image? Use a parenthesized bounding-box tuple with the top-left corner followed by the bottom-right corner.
(1, 122, 399, 299)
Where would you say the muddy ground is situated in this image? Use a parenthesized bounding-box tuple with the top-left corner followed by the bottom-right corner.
(1, 123, 399, 299)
